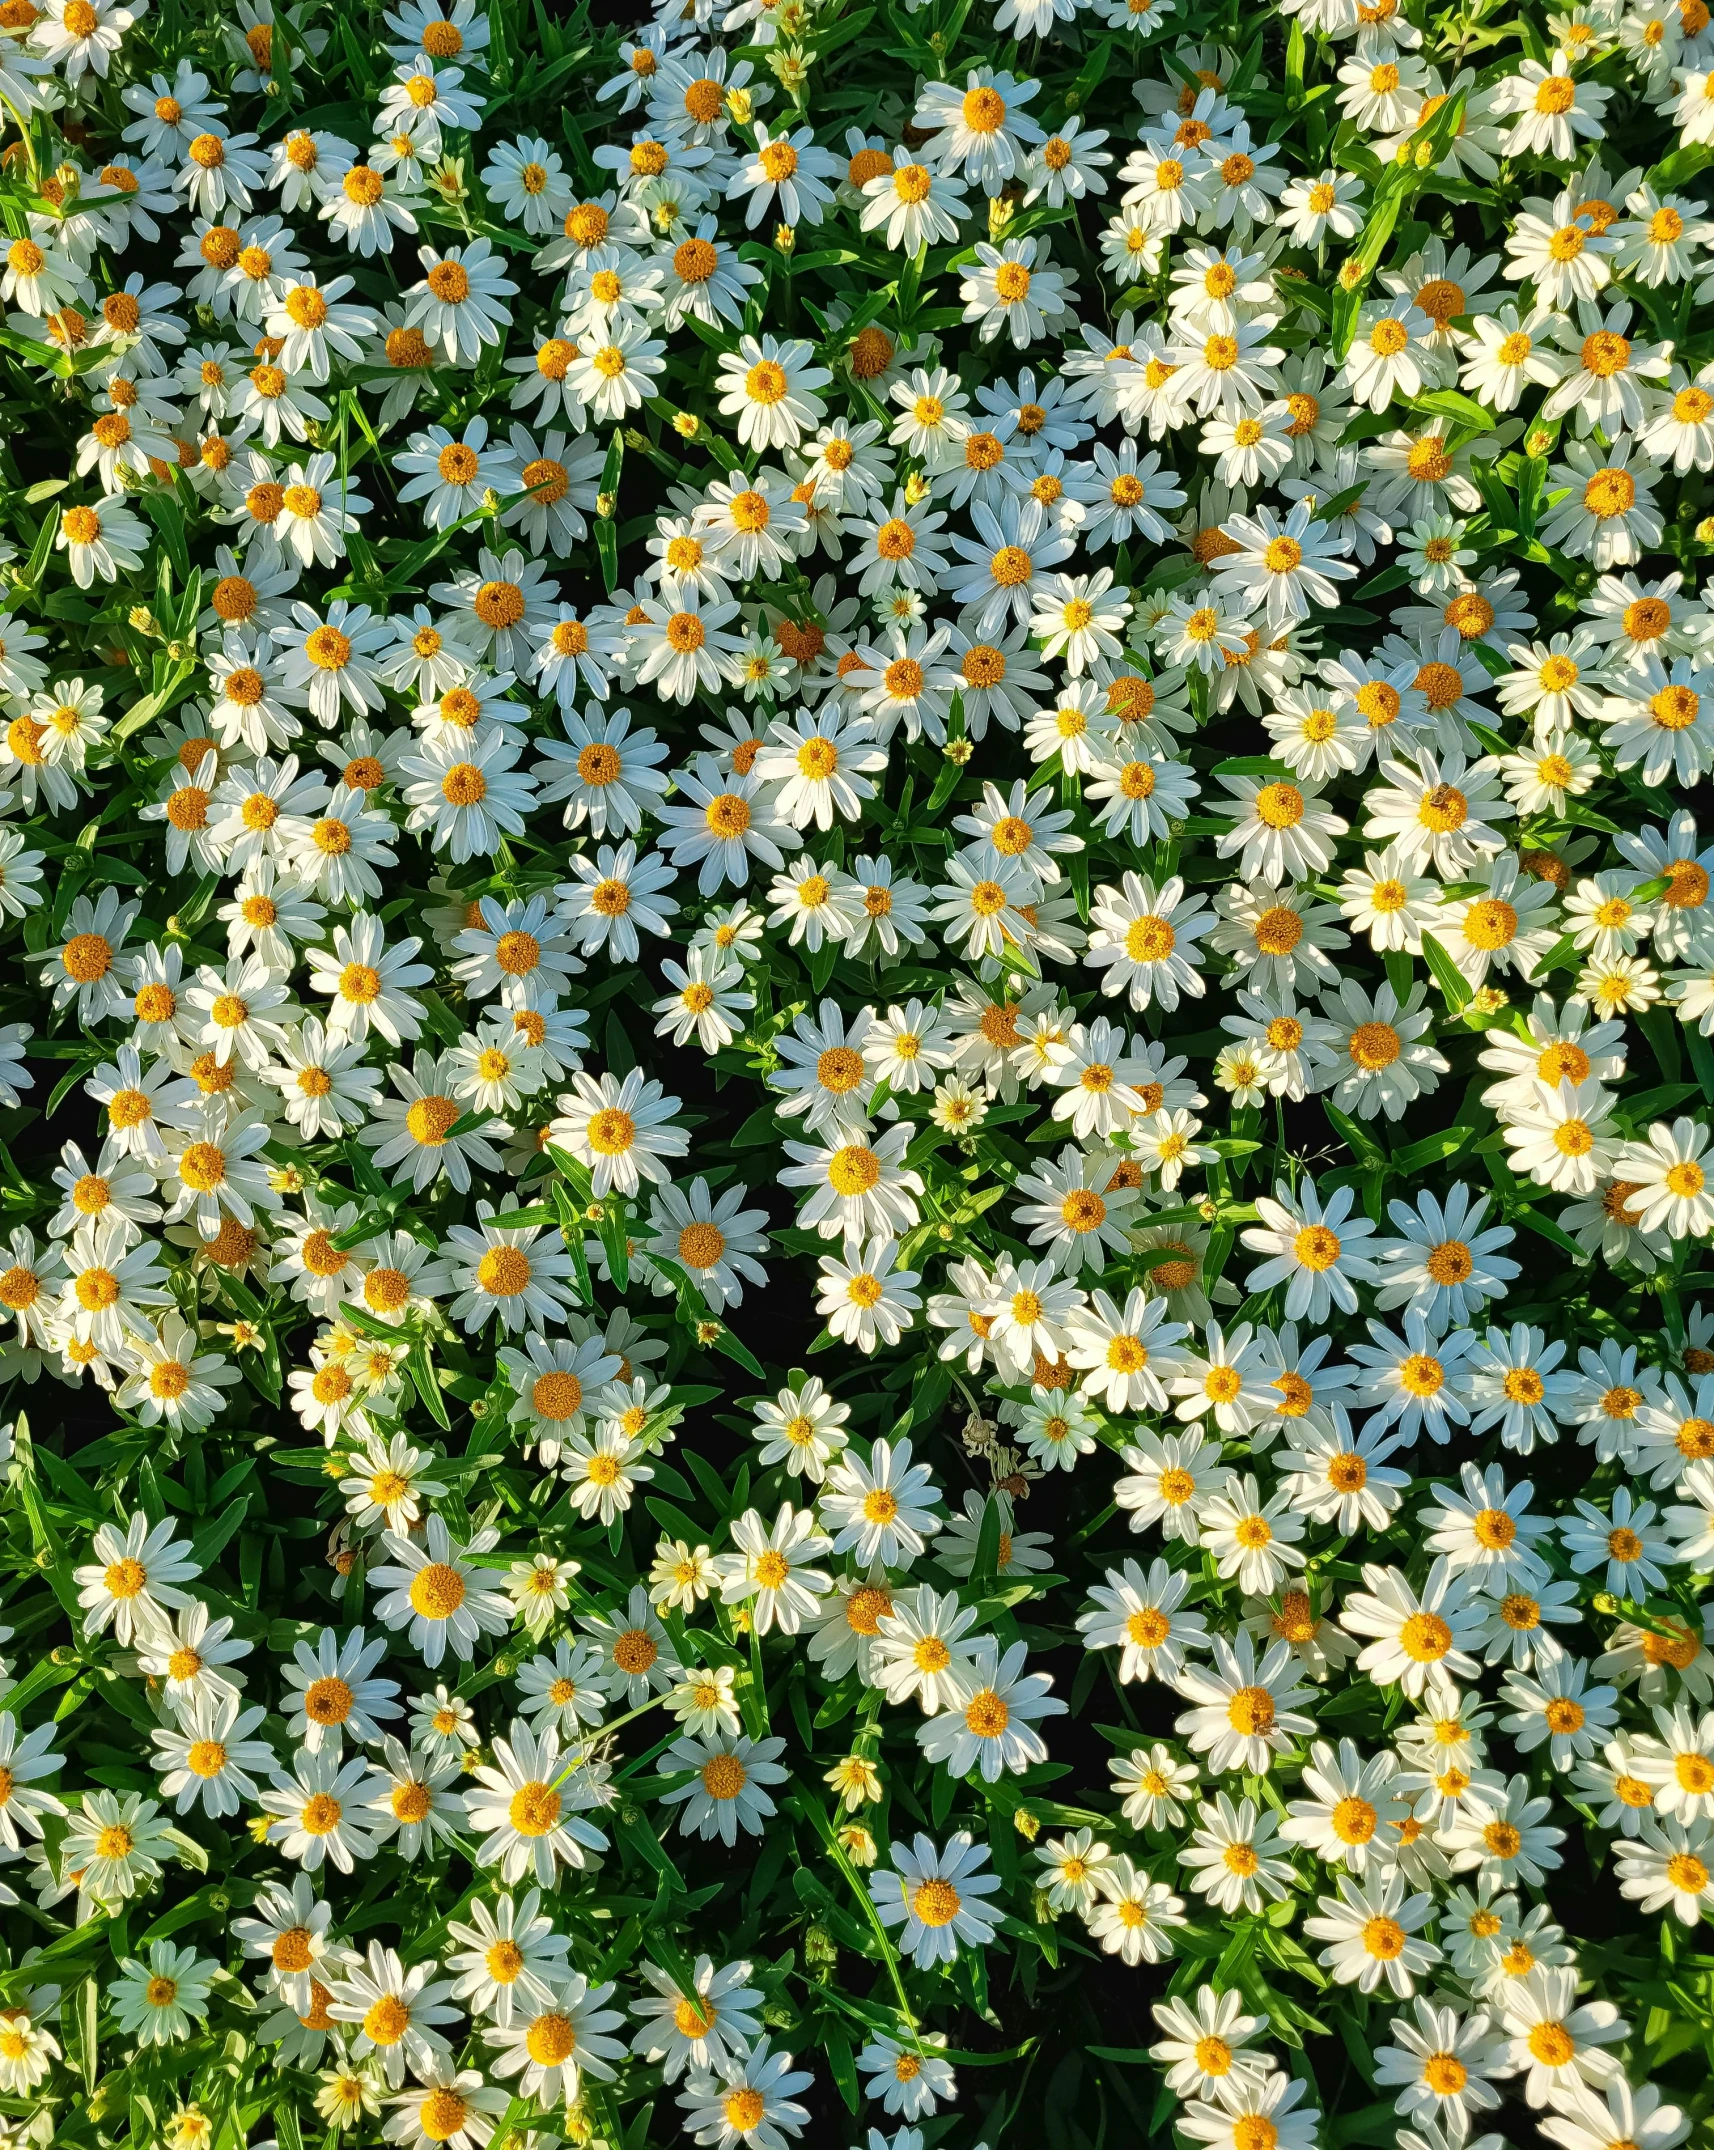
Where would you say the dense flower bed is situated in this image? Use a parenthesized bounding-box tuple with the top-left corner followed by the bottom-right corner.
(1, 0, 1714, 2145)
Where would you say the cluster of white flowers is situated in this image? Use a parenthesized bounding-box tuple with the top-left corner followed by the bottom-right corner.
(1, 0, 1714, 2143)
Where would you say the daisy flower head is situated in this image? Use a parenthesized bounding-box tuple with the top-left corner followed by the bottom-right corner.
(1241, 1177, 1381, 1322)
(370, 1516, 512, 1669)
(869, 1831, 1003, 1967)
(913, 69, 1045, 195)
(674, 2037, 813, 2150)
(1341, 1558, 1484, 1702)
(548, 1068, 687, 1198)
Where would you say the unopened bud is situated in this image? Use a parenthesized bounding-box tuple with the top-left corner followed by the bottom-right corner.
(768, 43, 810, 92)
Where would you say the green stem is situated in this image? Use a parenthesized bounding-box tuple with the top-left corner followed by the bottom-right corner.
(0, 95, 40, 191)
(804, 1798, 923, 2045)
(548, 1690, 669, 1787)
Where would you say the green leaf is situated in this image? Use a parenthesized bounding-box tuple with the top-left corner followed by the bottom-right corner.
(730, 1104, 779, 1149)
(1322, 1100, 1386, 1167)
(1390, 1125, 1476, 1174)
(1648, 141, 1714, 194)
(1420, 931, 1472, 1011)
(1686, 1021, 1714, 1104)
(1622, 1082, 1701, 1126)
(595, 426, 624, 593)
(825, 2029, 861, 2112)
(1528, 931, 1581, 983)
(1515, 1203, 1583, 1259)
(141, 490, 193, 586)
(709, 1325, 765, 1380)
(22, 502, 59, 589)
(970, 1493, 1003, 1583)
(407, 1340, 452, 1429)
(1410, 387, 1495, 436)
(190, 1494, 250, 1569)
